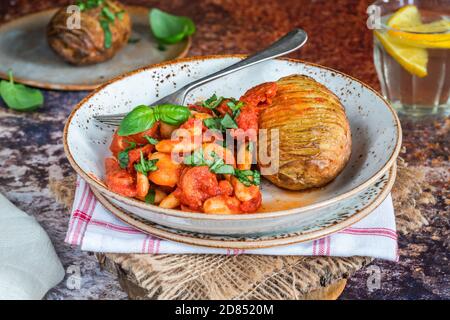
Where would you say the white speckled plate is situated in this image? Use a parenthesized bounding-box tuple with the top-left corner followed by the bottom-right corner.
(91, 164, 396, 248)
(64, 55, 402, 235)
(0, 6, 190, 91)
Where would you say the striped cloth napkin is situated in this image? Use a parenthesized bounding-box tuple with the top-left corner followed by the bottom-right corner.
(66, 177, 399, 261)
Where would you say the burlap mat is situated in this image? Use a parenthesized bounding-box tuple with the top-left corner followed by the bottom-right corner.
(51, 158, 432, 299)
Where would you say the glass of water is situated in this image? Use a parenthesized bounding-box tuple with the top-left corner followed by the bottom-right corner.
(371, 0, 450, 117)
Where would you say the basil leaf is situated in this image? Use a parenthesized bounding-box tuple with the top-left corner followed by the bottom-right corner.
(220, 113, 238, 129)
(214, 164, 235, 175)
(203, 118, 222, 131)
(210, 157, 235, 175)
(0, 70, 44, 112)
(118, 105, 155, 136)
(116, 10, 125, 21)
(226, 99, 243, 112)
(117, 141, 136, 168)
(99, 19, 112, 49)
(184, 149, 207, 166)
(202, 94, 223, 110)
(253, 170, 261, 185)
(149, 8, 195, 45)
(102, 7, 115, 22)
(145, 189, 156, 204)
(144, 135, 159, 145)
(77, 0, 103, 11)
(153, 104, 190, 126)
(134, 151, 158, 175)
(235, 169, 260, 186)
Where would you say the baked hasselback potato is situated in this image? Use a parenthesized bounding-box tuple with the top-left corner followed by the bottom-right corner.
(259, 75, 352, 190)
(47, 0, 131, 65)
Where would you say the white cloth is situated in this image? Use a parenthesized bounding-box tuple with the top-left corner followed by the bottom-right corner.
(66, 177, 399, 261)
(0, 193, 64, 300)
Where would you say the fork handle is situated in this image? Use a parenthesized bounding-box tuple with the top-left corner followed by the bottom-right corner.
(181, 28, 308, 99)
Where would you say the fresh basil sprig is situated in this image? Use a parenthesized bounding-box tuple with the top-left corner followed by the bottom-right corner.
(134, 151, 158, 175)
(117, 141, 136, 168)
(0, 70, 44, 112)
(149, 8, 195, 46)
(118, 104, 190, 136)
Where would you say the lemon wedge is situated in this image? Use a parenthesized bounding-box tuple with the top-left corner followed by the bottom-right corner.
(375, 31, 428, 77)
(376, 5, 428, 77)
(387, 5, 422, 29)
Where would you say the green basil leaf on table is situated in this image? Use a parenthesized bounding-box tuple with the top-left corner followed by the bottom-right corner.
(118, 105, 156, 136)
(0, 70, 44, 112)
(149, 8, 195, 45)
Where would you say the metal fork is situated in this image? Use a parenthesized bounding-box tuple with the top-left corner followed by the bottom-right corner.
(93, 28, 308, 126)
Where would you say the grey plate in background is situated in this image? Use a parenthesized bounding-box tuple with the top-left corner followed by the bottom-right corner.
(0, 6, 191, 91)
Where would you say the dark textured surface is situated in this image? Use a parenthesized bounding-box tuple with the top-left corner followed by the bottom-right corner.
(0, 0, 448, 300)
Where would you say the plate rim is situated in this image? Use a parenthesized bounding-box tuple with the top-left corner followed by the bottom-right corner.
(0, 5, 192, 91)
(90, 163, 396, 249)
(63, 54, 402, 221)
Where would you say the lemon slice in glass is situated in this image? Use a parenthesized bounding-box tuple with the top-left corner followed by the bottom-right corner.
(376, 5, 428, 77)
(375, 31, 428, 78)
(387, 5, 423, 29)
(388, 19, 450, 48)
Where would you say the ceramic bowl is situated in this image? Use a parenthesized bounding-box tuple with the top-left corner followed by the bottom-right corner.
(63, 55, 401, 235)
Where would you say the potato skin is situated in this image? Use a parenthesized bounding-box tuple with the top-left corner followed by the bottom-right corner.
(47, 0, 131, 65)
(258, 75, 352, 190)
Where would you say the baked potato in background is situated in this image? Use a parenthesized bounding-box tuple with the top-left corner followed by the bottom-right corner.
(47, 0, 131, 65)
(259, 75, 352, 191)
